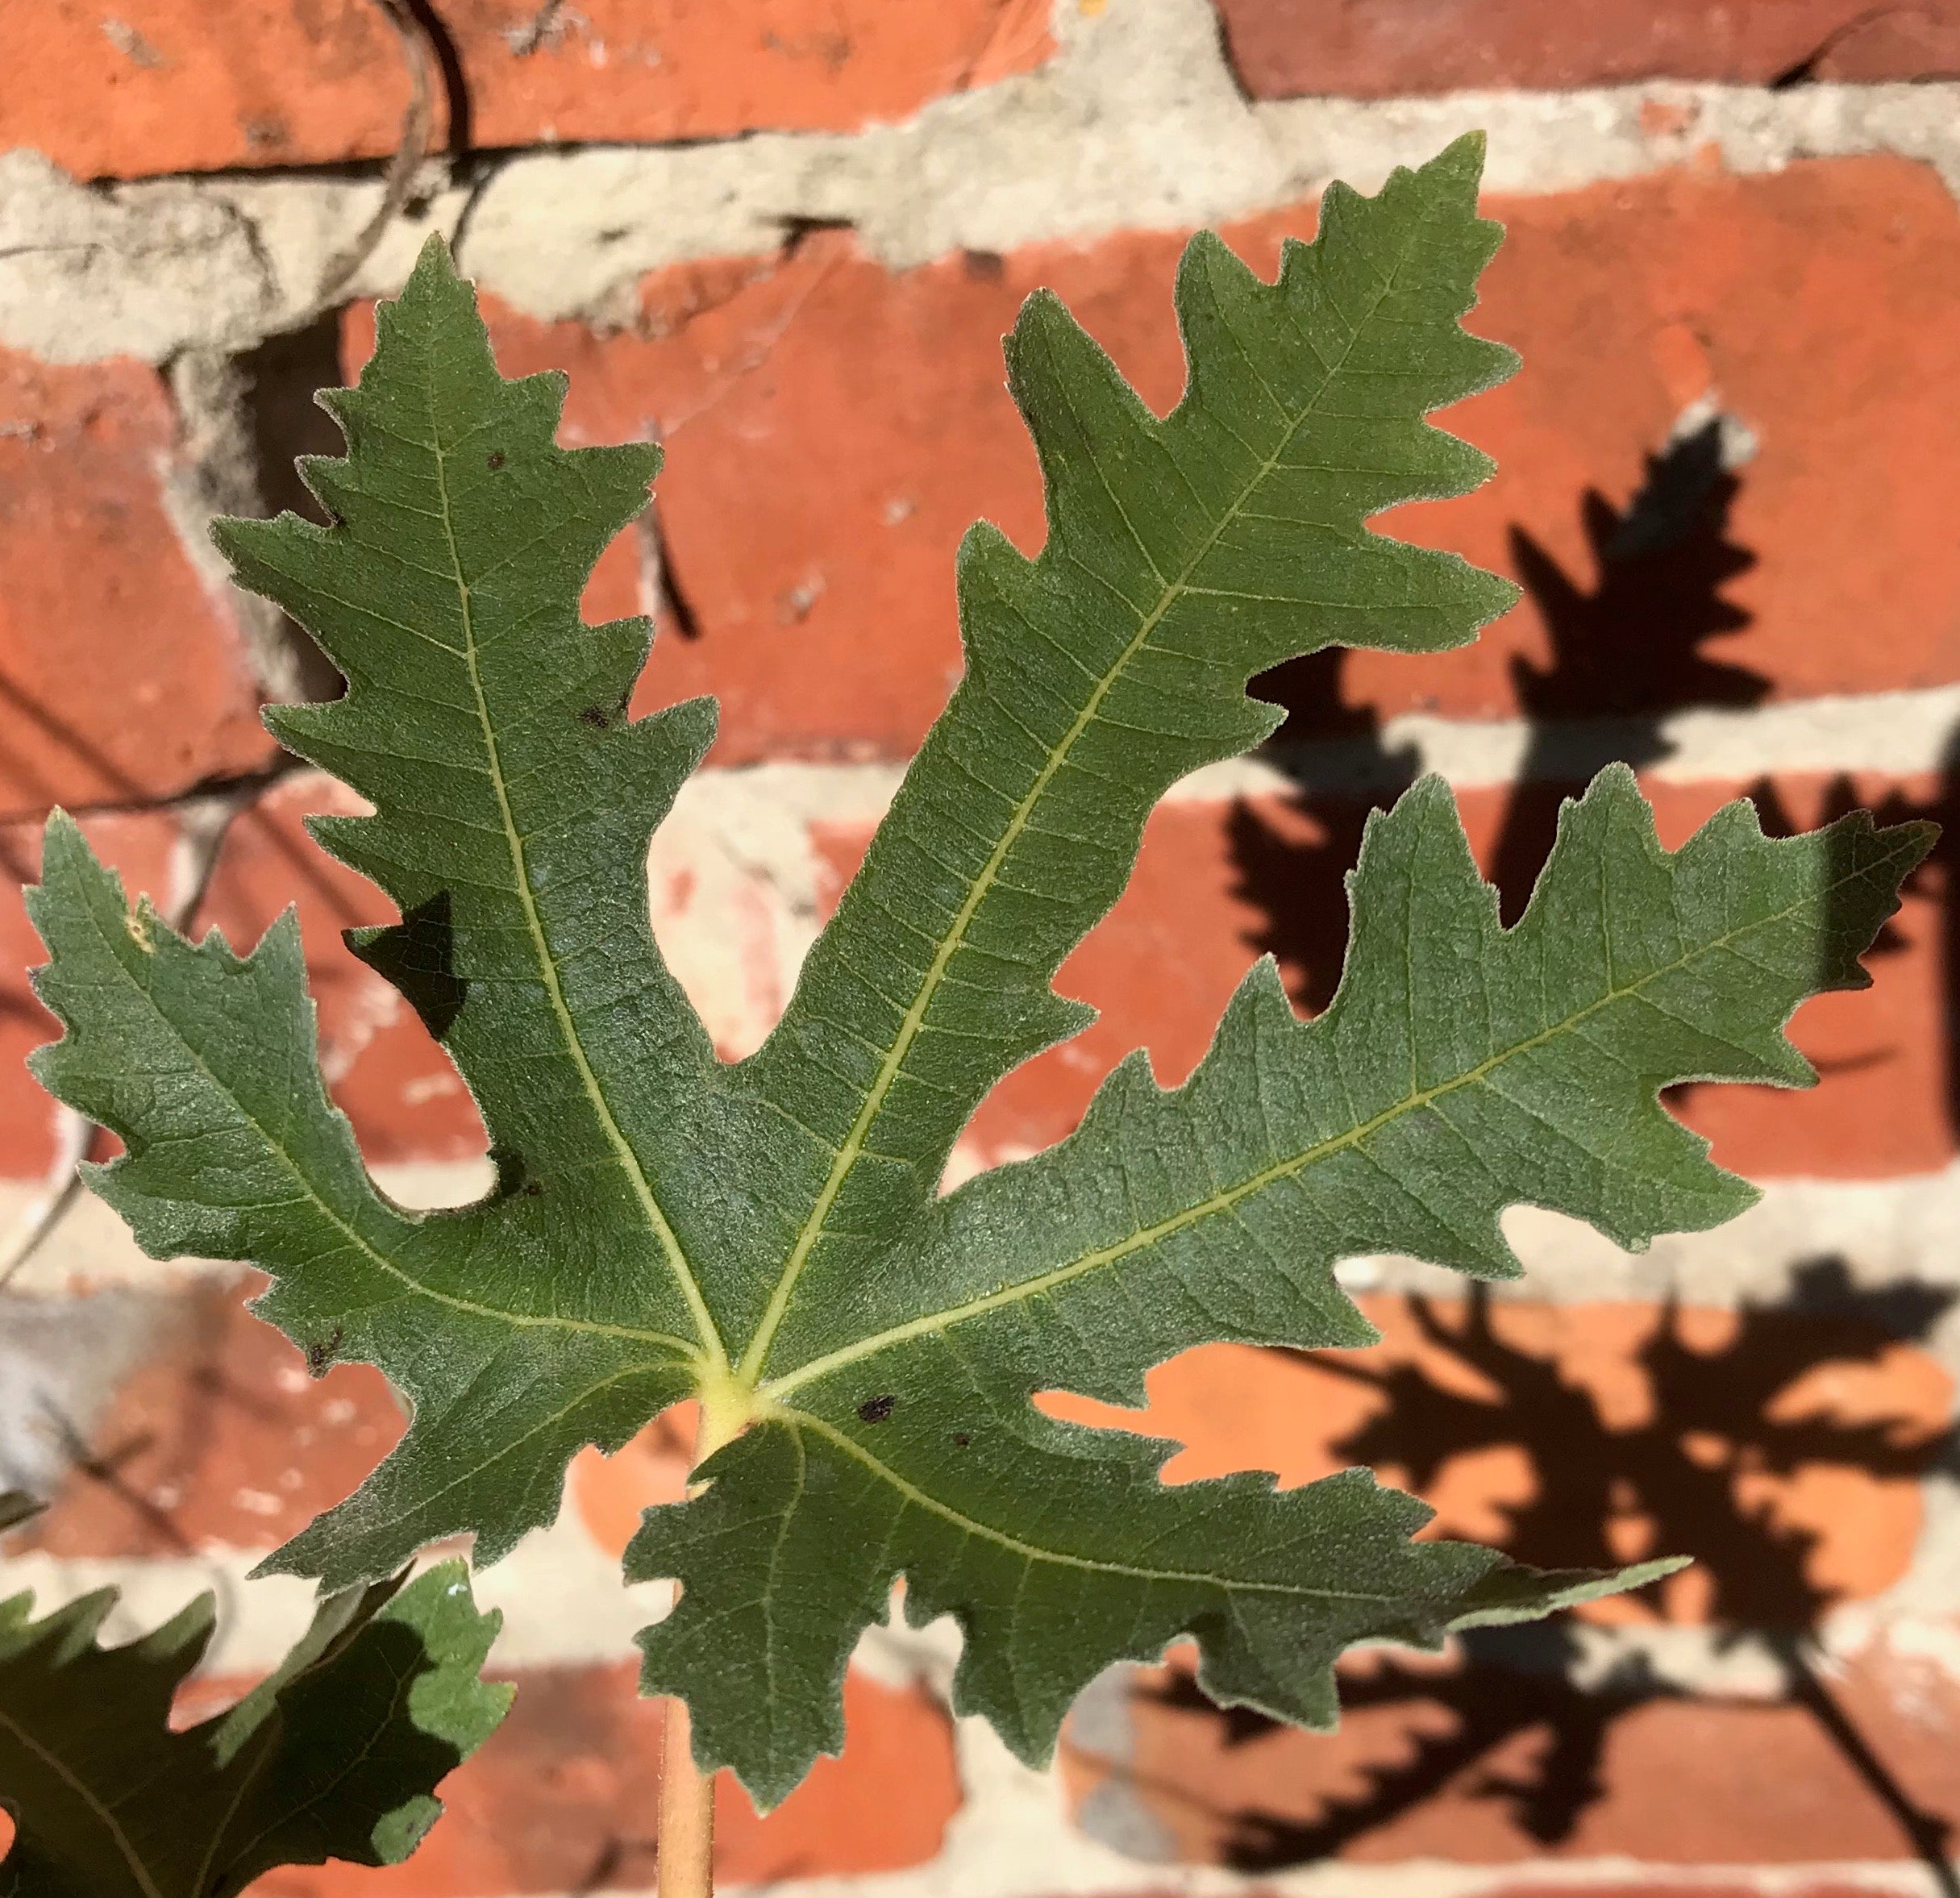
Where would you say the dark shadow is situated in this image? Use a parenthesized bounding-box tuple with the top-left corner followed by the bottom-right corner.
(235, 310, 358, 706)
(1143, 1630, 1656, 1864)
(1854, 728, 1960, 1138)
(1210, 425, 1960, 1884)
(1489, 417, 1766, 918)
(1325, 1263, 1949, 1627)
(206, 1609, 473, 1883)
(346, 889, 466, 1039)
(1512, 420, 1760, 718)
(1233, 419, 1766, 998)
(399, 0, 472, 156)
(1133, 1263, 1956, 1881)
(239, 312, 350, 534)
(1234, 650, 1417, 1013)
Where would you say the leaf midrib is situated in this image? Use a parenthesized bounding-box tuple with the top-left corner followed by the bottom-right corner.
(192, 1717, 277, 1898)
(739, 225, 1433, 1386)
(420, 379, 727, 1373)
(760, 847, 1901, 1403)
(0, 1699, 166, 1898)
(83, 892, 691, 1360)
(784, 1409, 1439, 1604)
(212, 1643, 422, 1889)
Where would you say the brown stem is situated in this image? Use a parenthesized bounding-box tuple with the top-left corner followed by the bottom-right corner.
(656, 1696, 714, 1898)
(657, 1397, 739, 1898)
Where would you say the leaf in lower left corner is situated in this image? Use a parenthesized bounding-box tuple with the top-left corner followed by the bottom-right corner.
(0, 1560, 510, 1898)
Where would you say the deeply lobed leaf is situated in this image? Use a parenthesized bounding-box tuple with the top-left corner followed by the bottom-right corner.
(634, 768, 1926, 1796)
(729, 136, 1519, 1369)
(0, 1553, 508, 1897)
(23, 133, 1933, 1807)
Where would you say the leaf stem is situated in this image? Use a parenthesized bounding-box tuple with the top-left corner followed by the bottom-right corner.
(657, 1697, 714, 1898)
(658, 1398, 743, 1898)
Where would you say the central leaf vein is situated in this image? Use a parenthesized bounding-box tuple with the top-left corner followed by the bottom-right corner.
(739, 227, 1435, 1387)
(787, 1409, 1429, 1604)
(422, 390, 727, 1371)
(759, 853, 1896, 1403)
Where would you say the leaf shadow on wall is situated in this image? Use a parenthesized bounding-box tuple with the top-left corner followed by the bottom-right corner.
(1135, 1266, 1957, 1875)
(1234, 416, 1768, 1003)
(1213, 423, 1960, 1879)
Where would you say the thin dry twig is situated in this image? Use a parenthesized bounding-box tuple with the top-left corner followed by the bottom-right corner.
(314, 0, 441, 306)
(0, 1113, 92, 1299)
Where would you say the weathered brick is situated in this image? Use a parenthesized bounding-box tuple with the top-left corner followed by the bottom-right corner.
(1409, 1890, 1895, 1898)
(186, 767, 787, 1153)
(15, 1272, 403, 1558)
(0, 769, 491, 1186)
(1212, 0, 1960, 98)
(1064, 1637, 1960, 1866)
(389, 160, 1960, 763)
(0, 0, 1053, 181)
(570, 1405, 693, 1560)
(0, 348, 274, 816)
(0, 763, 1943, 1197)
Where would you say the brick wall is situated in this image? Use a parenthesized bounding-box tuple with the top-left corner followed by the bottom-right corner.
(5, 3, 1960, 1894)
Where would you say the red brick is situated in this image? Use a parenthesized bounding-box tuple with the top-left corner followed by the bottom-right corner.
(1425, 1891, 1896, 1898)
(0, 808, 177, 1177)
(569, 1408, 695, 1561)
(381, 160, 1960, 763)
(816, 768, 1957, 1183)
(1212, 0, 1960, 97)
(0, 348, 275, 817)
(1063, 1639, 1960, 1865)
(1382, 158, 1960, 731)
(1046, 1289, 1952, 1629)
(18, 1275, 404, 1559)
(249, 1661, 957, 1894)
(0, 0, 1053, 181)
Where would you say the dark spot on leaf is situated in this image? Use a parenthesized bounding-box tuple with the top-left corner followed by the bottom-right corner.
(579, 706, 609, 727)
(952, 1432, 971, 1446)
(858, 1395, 896, 1423)
(522, 1180, 543, 1197)
(306, 1325, 344, 1376)
(487, 451, 506, 470)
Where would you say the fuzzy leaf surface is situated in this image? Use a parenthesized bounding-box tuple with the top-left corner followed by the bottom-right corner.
(23, 135, 1930, 1808)
(0, 1561, 509, 1897)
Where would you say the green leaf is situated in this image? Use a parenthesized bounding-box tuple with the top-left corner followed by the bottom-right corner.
(635, 768, 1925, 1796)
(23, 132, 1932, 1809)
(0, 1561, 510, 1897)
